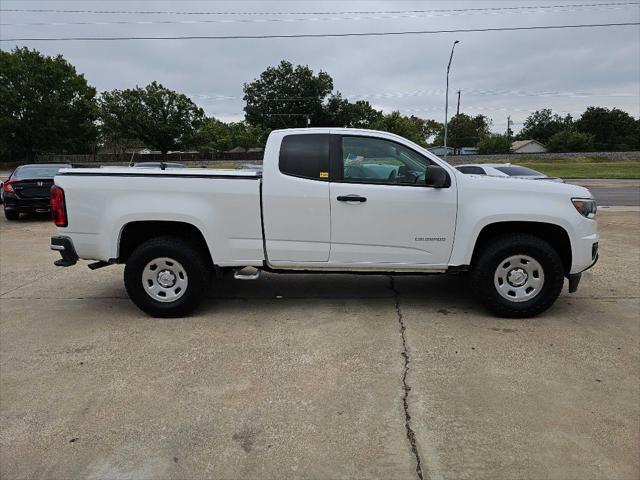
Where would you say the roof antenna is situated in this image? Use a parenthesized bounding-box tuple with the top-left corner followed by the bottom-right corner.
(128, 152, 135, 167)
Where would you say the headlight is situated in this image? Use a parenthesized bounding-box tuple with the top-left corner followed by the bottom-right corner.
(572, 198, 597, 219)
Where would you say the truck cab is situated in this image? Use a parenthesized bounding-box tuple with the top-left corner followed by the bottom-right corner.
(262, 129, 456, 269)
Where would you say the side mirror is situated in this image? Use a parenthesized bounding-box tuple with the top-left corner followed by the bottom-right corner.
(424, 165, 450, 188)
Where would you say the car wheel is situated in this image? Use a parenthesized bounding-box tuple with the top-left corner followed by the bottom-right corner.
(124, 236, 210, 318)
(471, 234, 564, 318)
(4, 209, 19, 220)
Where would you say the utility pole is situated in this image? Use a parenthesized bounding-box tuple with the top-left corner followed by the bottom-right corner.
(454, 89, 461, 155)
(443, 40, 460, 159)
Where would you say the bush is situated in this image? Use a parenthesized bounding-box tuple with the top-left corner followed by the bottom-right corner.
(547, 130, 595, 152)
(477, 134, 512, 154)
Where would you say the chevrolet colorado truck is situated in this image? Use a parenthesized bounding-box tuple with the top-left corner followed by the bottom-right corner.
(50, 128, 598, 318)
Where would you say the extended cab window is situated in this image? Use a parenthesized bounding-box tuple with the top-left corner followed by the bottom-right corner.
(341, 136, 430, 185)
(279, 134, 330, 181)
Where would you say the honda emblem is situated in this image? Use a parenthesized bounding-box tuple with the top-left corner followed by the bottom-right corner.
(37, 181, 43, 187)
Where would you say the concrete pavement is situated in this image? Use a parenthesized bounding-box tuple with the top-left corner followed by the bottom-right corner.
(0, 211, 639, 479)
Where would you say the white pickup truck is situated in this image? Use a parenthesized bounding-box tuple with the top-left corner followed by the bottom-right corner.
(50, 128, 598, 318)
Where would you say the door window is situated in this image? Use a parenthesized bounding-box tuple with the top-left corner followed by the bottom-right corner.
(341, 136, 430, 185)
(279, 134, 330, 181)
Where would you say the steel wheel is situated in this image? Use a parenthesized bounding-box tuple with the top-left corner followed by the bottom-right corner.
(493, 254, 545, 303)
(141, 257, 188, 303)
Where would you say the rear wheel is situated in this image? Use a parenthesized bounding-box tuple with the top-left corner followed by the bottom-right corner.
(471, 234, 564, 318)
(124, 236, 210, 318)
(4, 209, 19, 220)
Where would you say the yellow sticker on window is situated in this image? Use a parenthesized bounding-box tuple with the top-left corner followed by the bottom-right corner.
(320, 172, 329, 178)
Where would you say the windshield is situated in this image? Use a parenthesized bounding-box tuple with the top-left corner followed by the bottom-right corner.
(13, 165, 69, 180)
(494, 166, 544, 176)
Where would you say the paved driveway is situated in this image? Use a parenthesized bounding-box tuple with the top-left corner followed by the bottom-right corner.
(1, 211, 638, 479)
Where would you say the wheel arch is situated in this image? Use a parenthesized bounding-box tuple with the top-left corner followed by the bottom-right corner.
(117, 220, 214, 268)
(470, 221, 572, 274)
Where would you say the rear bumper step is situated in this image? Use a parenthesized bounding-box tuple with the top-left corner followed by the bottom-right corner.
(50, 236, 78, 267)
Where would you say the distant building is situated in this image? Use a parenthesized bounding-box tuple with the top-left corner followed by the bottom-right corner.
(427, 146, 455, 156)
(459, 147, 479, 155)
(228, 146, 247, 153)
(227, 146, 265, 154)
(511, 139, 547, 154)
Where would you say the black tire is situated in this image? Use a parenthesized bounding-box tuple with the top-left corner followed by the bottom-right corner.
(4, 209, 19, 220)
(124, 236, 210, 318)
(470, 234, 565, 318)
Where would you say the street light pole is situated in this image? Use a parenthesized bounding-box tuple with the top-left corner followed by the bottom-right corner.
(443, 40, 460, 159)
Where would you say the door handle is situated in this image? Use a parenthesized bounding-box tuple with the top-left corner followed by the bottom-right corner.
(337, 195, 367, 203)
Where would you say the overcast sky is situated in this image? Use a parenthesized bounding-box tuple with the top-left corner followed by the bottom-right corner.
(1, 0, 639, 132)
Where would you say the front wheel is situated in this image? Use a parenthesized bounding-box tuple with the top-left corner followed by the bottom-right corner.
(124, 236, 210, 318)
(471, 234, 565, 318)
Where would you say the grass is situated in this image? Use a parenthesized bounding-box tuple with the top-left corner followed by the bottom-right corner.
(516, 160, 640, 179)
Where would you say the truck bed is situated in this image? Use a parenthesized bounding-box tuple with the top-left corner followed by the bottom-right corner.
(55, 167, 265, 266)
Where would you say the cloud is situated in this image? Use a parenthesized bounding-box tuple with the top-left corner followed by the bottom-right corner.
(1, 0, 638, 130)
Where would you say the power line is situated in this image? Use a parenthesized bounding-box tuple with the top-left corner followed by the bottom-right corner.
(3, 3, 637, 27)
(2, 22, 638, 42)
(2, 2, 637, 15)
(203, 104, 594, 119)
(187, 87, 638, 103)
(458, 87, 638, 99)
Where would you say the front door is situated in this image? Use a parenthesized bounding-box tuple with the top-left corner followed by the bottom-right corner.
(329, 135, 457, 268)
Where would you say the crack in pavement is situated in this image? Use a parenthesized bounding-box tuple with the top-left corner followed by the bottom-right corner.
(0, 270, 64, 297)
(388, 275, 425, 480)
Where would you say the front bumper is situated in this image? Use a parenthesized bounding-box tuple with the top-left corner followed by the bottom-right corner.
(50, 235, 78, 267)
(567, 245, 599, 293)
(567, 254, 598, 292)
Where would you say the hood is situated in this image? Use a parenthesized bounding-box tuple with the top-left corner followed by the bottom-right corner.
(455, 171, 592, 199)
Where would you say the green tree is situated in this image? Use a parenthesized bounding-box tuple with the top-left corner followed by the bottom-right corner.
(421, 118, 444, 146)
(197, 118, 234, 153)
(197, 119, 268, 153)
(575, 107, 639, 150)
(450, 114, 491, 149)
(517, 109, 573, 144)
(320, 94, 382, 128)
(0, 47, 98, 161)
(99, 81, 205, 154)
(546, 130, 595, 152)
(229, 122, 268, 149)
(432, 113, 491, 149)
(477, 134, 512, 154)
(243, 60, 333, 129)
(371, 111, 429, 146)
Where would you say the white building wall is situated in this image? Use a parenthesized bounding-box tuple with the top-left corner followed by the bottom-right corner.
(515, 142, 547, 154)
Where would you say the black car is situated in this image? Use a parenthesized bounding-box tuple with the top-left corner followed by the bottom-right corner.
(2, 164, 71, 220)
